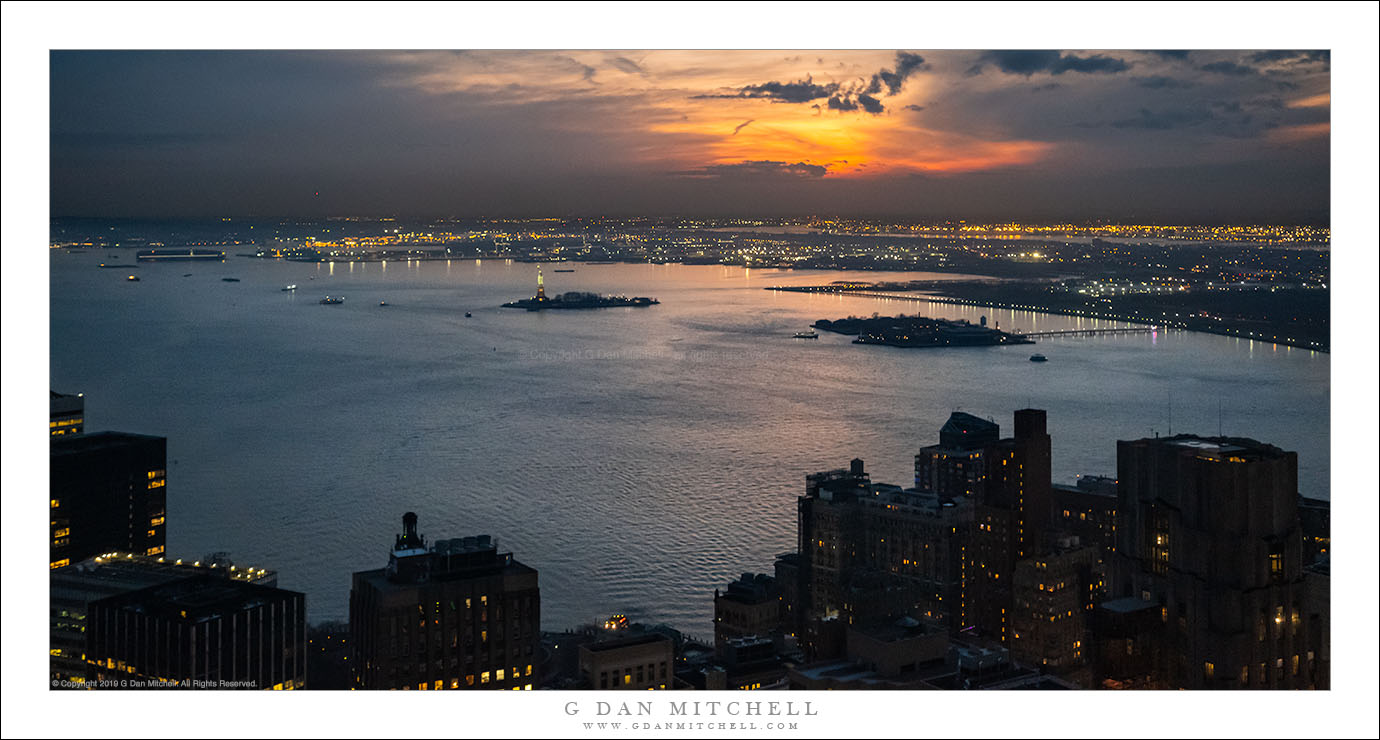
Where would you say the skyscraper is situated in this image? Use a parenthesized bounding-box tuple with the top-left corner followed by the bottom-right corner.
(50, 432, 167, 569)
(968, 409, 1054, 644)
(349, 513, 541, 690)
(914, 412, 999, 497)
(1111, 435, 1323, 689)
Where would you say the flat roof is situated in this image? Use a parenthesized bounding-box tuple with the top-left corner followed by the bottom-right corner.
(95, 573, 301, 624)
(582, 632, 671, 653)
(50, 430, 165, 455)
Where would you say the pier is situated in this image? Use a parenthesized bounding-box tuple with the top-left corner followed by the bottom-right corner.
(1017, 327, 1157, 338)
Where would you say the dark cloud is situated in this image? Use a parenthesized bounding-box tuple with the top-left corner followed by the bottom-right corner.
(1111, 107, 1213, 130)
(684, 160, 828, 179)
(1145, 50, 1192, 60)
(1106, 104, 1283, 139)
(857, 93, 885, 114)
(904, 104, 924, 112)
(827, 94, 858, 112)
(705, 51, 923, 116)
(972, 50, 1130, 76)
(1249, 50, 1329, 65)
(1136, 76, 1193, 89)
(609, 57, 646, 76)
(731, 119, 753, 136)
(867, 51, 926, 95)
(821, 89, 884, 116)
(1199, 61, 1257, 76)
(695, 75, 838, 103)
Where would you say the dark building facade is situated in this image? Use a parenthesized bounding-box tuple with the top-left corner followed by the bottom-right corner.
(713, 573, 780, 653)
(86, 573, 306, 689)
(50, 390, 84, 436)
(960, 409, 1054, 645)
(1052, 475, 1119, 563)
(349, 513, 541, 690)
(51, 553, 277, 684)
(914, 411, 999, 497)
(795, 459, 973, 653)
(578, 632, 674, 690)
(1010, 536, 1103, 682)
(1111, 435, 1324, 689)
(1297, 495, 1329, 566)
(50, 432, 167, 569)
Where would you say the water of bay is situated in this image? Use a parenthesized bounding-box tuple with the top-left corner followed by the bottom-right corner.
(48, 252, 1330, 635)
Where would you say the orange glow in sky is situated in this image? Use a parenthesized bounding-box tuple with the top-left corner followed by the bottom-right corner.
(650, 105, 1054, 177)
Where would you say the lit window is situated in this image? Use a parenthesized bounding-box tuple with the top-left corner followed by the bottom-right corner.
(496, 669, 505, 681)
(481, 671, 490, 684)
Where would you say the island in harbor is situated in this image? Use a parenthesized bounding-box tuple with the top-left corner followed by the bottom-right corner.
(502, 267, 658, 311)
(814, 314, 1034, 349)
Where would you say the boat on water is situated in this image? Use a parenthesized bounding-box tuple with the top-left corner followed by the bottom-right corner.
(222, 277, 240, 282)
(320, 296, 345, 305)
(465, 312, 472, 318)
(379, 301, 389, 307)
(1030, 353, 1048, 362)
(126, 275, 140, 282)
(793, 330, 819, 339)
(282, 284, 297, 291)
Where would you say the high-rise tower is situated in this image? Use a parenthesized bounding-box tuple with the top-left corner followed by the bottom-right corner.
(1109, 435, 1323, 689)
(350, 513, 542, 690)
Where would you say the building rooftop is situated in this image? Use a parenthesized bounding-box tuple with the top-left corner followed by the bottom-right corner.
(581, 632, 671, 653)
(1138, 434, 1293, 462)
(853, 615, 943, 643)
(93, 573, 301, 624)
(53, 552, 275, 591)
(938, 411, 1000, 450)
(720, 572, 775, 604)
(50, 430, 164, 455)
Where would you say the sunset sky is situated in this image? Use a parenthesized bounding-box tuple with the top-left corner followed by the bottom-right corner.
(50, 49, 1330, 222)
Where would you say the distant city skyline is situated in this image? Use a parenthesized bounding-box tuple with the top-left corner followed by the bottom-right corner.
(50, 49, 1329, 223)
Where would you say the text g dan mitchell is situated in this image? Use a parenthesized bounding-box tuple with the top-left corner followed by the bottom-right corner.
(564, 701, 818, 717)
